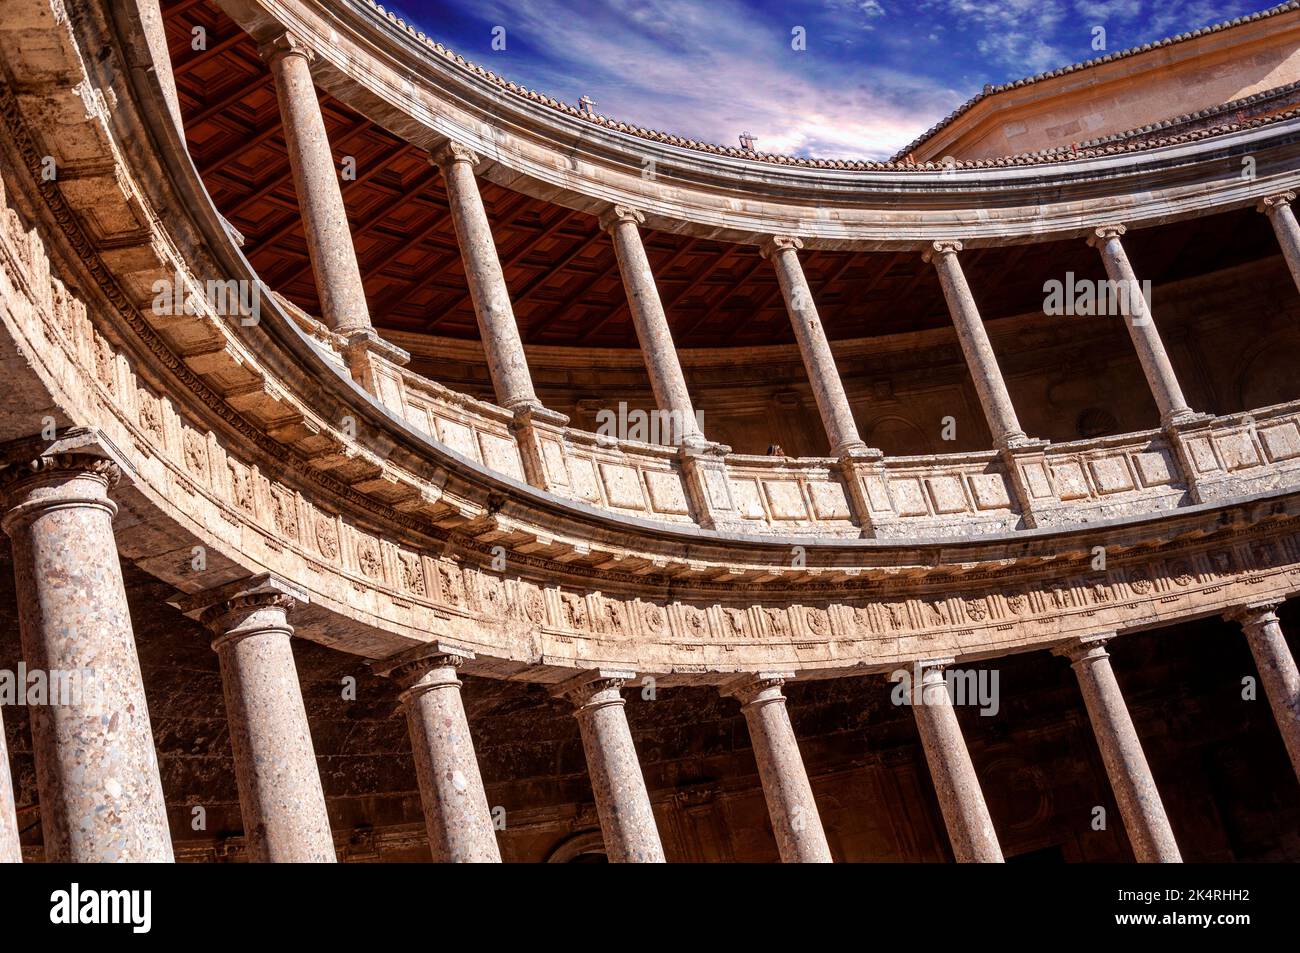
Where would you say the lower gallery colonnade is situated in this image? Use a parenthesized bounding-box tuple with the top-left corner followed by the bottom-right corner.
(0, 441, 1297, 861)
(1, 0, 1300, 863)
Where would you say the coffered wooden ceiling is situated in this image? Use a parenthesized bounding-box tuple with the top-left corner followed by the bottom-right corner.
(165, 0, 1280, 350)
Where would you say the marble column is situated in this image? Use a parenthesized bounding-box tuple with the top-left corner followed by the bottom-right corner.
(0, 439, 172, 861)
(601, 204, 706, 447)
(764, 236, 871, 456)
(383, 646, 500, 862)
(261, 32, 373, 339)
(554, 670, 665, 862)
(192, 575, 335, 862)
(1088, 224, 1195, 426)
(1054, 635, 1181, 863)
(1258, 192, 1300, 295)
(725, 673, 832, 863)
(1228, 601, 1300, 785)
(906, 659, 1003, 862)
(924, 241, 1028, 449)
(0, 711, 20, 862)
(432, 141, 541, 413)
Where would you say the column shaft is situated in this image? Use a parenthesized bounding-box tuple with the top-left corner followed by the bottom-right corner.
(729, 675, 831, 862)
(1259, 192, 1300, 295)
(1230, 603, 1300, 785)
(434, 142, 540, 412)
(1, 452, 172, 861)
(200, 580, 334, 862)
(262, 33, 372, 337)
(1089, 225, 1192, 425)
(925, 241, 1026, 448)
(602, 206, 704, 446)
(765, 237, 868, 456)
(908, 662, 1003, 862)
(1057, 637, 1181, 862)
(394, 654, 500, 862)
(0, 710, 20, 861)
(559, 672, 665, 862)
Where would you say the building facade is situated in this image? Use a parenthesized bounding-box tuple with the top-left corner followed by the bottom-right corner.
(0, 0, 1298, 861)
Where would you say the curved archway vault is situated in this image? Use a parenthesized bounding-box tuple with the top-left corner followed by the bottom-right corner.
(0, 0, 1296, 863)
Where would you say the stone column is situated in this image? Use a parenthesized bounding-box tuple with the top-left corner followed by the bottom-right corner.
(724, 673, 832, 863)
(431, 141, 541, 413)
(185, 575, 335, 862)
(602, 205, 706, 447)
(0, 433, 172, 861)
(906, 659, 1003, 862)
(923, 241, 1028, 449)
(261, 32, 372, 340)
(1088, 224, 1196, 426)
(378, 644, 500, 862)
(554, 670, 665, 862)
(0, 711, 20, 862)
(763, 236, 870, 456)
(1227, 601, 1300, 785)
(1054, 635, 1181, 863)
(1258, 192, 1300, 295)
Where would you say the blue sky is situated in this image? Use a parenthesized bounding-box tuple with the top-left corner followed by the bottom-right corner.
(380, 0, 1278, 159)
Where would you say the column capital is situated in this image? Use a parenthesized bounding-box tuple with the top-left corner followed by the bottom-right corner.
(551, 668, 635, 711)
(0, 428, 136, 530)
(429, 140, 480, 169)
(1225, 599, 1284, 628)
(721, 671, 794, 706)
(921, 240, 962, 263)
(598, 204, 645, 233)
(760, 235, 804, 259)
(1257, 191, 1297, 215)
(371, 640, 475, 696)
(170, 573, 308, 643)
(1052, 631, 1115, 664)
(1088, 223, 1128, 246)
(258, 30, 315, 65)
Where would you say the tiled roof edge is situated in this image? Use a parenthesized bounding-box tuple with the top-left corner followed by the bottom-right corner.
(362, 0, 1300, 172)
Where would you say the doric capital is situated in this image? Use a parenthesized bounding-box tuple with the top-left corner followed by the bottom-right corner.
(921, 239, 962, 263)
(598, 204, 645, 233)
(258, 30, 315, 65)
(1257, 191, 1297, 215)
(1088, 223, 1127, 246)
(551, 668, 635, 712)
(0, 428, 135, 529)
(1225, 600, 1284, 630)
(429, 140, 480, 169)
(370, 639, 475, 685)
(169, 573, 308, 644)
(760, 235, 804, 259)
(721, 671, 793, 706)
(1051, 632, 1115, 664)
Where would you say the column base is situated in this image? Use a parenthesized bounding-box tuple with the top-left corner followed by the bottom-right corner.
(511, 404, 571, 492)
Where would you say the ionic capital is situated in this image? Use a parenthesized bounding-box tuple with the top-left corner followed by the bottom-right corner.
(722, 671, 794, 706)
(1088, 223, 1128, 246)
(760, 235, 804, 259)
(921, 239, 962, 263)
(1051, 632, 1115, 665)
(258, 30, 315, 65)
(1257, 191, 1297, 215)
(1225, 600, 1284, 630)
(598, 204, 645, 234)
(551, 668, 635, 712)
(429, 140, 480, 169)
